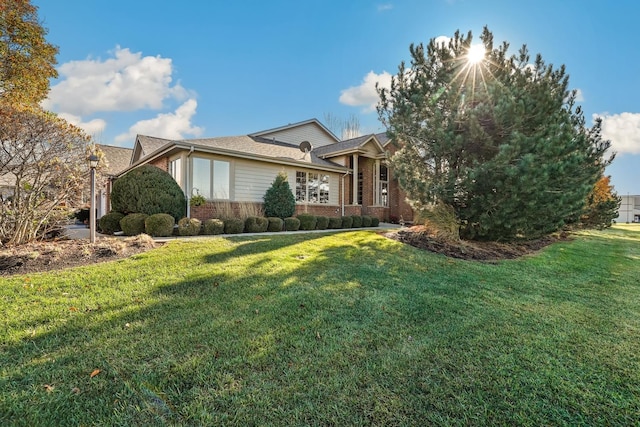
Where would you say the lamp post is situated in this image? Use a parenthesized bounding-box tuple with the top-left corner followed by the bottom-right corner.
(88, 153, 99, 243)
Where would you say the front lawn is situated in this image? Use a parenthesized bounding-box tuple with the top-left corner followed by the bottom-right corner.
(1, 227, 639, 425)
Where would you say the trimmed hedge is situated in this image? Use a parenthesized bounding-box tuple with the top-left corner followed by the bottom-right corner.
(315, 216, 329, 230)
(203, 218, 225, 235)
(120, 213, 148, 236)
(371, 217, 380, 227)
(328, 216, 342, 229)
(284, 217, 300, 231)
(267, 217, 284, 232)
(362, 215, 373, 227)
(245, 216, 269, 233)
(224, 218, 245, 234)
(178, 217, 201, 236)
(298, 214, 317, 231)
(99, 211, 125, 234)
(145, 213, 175, 237)
(351, 215, 363, 228)
(341, 216, 353, 228)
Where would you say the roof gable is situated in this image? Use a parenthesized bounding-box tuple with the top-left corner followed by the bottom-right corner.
(132, 135, 173, 163)
(250, 118, 340, 148)
(314, 134, 386, 159)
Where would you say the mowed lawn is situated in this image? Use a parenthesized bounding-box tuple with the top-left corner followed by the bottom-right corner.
(1, 226, 639, 426)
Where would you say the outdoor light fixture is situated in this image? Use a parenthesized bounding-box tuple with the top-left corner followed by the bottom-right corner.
(88, 153, 99, 243)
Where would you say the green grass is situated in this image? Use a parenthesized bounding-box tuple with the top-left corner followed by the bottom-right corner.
(1, 227, 639, 426)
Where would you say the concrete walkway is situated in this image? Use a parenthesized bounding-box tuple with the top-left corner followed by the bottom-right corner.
(63, 223, 402, 242)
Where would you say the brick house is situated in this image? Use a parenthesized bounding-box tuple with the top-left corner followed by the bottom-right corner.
(106, 119, 414, 223)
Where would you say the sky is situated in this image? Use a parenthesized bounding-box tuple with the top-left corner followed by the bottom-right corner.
(34, 0, 639, 195)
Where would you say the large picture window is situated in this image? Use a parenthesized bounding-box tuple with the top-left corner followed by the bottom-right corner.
(296, 171, 329, 203)
(192, 157, 230, 199)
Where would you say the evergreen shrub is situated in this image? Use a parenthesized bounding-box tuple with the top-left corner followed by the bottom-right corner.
(351, 215, 363, 228)
(267, 217, 284, 232)
(371, 217, 380, 227)
(297, 214, 317, 230)
(328, 216, 343, 229)
(315, 216, 329, 230)
(362, 215, 373, 227)
(177, 217, 201, 236)
(120, 213, 149, 236)
(203, 218, 225, 235)
(98, 211, 125, 234)
(224, 218, 245, 234)
(145, 213, 175, 237)
(284, 217, 300, 231)
(341, 216, 353, 228)
(263, 172, 296, 218)
(245, 216, 269, 233)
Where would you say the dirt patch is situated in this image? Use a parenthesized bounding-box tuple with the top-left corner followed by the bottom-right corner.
(0, 235, 159, 277)
(385, 225, 570, 261)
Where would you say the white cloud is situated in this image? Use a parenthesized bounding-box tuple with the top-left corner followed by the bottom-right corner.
(596, 112, 640, 155)
(57, 112, 107, 137)
(574, 88, 584, 102)
(43, 46, 188, 116)
(339, 71, 393, 112)
(377, 4, 393, 12)
(115, 99, 203, 143)
(433, 35, 451, 49)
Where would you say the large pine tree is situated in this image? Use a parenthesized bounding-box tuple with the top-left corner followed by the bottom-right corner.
(378, 27, 613, 241)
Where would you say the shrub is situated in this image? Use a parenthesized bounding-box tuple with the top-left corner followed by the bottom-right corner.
(177, 217, 201, 236)
(120, 213, 149, 236)
(362, 215, 373, 227)
(284, 217, 300, 231)
(98, 211, 125, 234)
(263, 172, 296, 219)
(267, 217, 284, 232)
(145, 213, 175, 237)
(298, 214, 317, 230)
(224, 218, 245, 234)
(341, 216, 353, 228)
(315, 216, 329, 230)
(351, 215, 363, 228)
(371, 217, 380, 227)
(203, 218, 225, 235)
(245, 216, 269, 233)
(328, 216, 343, 229)
(74, 208, 90, 224)
(111, 164, 186, 220)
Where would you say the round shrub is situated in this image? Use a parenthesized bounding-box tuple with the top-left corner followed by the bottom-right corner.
(111, 164, 186, 220)
(145, 213, 175, 237)
(328, 216, 343, 229)
(224, 218, 245, 234)
(203, 218, 225, 235)
(245, 216, 269, 233)
(362, 215, 373, 227)
(341, 216, 353, 228)
(351, 215, 363, 228)
(371, 217, 380, 227)
(99, 211, 125, 234)
(315, 216, 329, 230)
(267, 217, 284, 232)
(297, 213, 317, 231)
(177, 217, 201, 236)
(120, 213, 149, 236)
(284, 217, 300, 231)
(263, 172, 296, 219)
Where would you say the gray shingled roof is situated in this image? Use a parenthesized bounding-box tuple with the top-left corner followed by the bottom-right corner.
(314, 134, 381, 157)
(137, 135, 173, 158)
(177, 135, 341, 168)
(97, 145, 133, 176)
(376, 132, 391, 146)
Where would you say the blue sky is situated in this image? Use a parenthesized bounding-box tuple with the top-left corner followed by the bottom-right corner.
(35, 0, 639, 195)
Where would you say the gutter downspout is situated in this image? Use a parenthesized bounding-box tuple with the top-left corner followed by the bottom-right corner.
(186, 146, 195, 218)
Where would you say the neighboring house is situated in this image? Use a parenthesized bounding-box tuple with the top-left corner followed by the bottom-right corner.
(104, 119, 414, 222)
(615, 194, 640, 223)
(95, 144, 134, 218)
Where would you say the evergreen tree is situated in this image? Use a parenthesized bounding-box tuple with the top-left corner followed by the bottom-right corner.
(378, 27, 613, 241)
(263, 172, 296, 219)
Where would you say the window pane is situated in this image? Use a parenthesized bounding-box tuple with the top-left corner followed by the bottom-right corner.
(192, 157, 211, 198)
(170, 158, 182, 186)
(296, 172, 306, 202)
(213, 160, 230, 199)
(308, 173, 319, 202)
(319, 174, 329, 204)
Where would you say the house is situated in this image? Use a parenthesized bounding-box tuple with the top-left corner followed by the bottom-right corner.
(105, 119, 414, 223)
(615, 194, 640, 223)
(94, 145, 134, 218)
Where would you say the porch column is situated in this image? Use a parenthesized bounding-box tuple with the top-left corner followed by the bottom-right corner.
(352, 154, 359, 205)
(374, 159, 380, 205)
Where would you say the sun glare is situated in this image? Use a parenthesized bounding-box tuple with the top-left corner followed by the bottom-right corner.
(467, 43, 485, 65)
